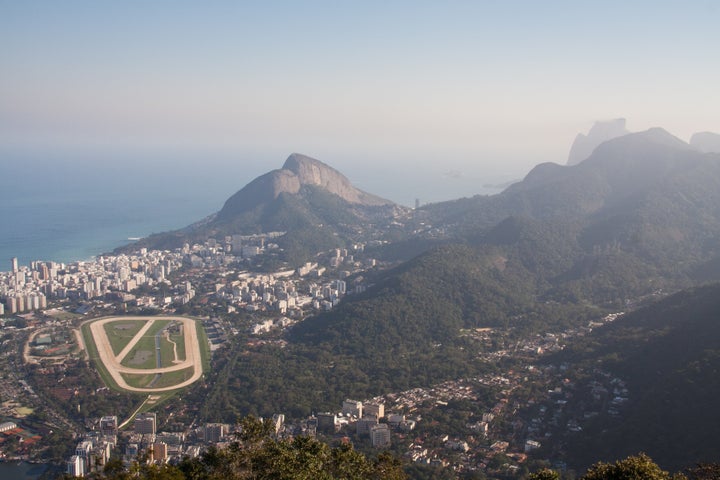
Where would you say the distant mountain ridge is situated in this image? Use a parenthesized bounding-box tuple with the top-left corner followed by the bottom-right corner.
(405, 127, 720, 305)
(426, 128, 715, 224)
(567, 118, 630, 165)
(690, 131, 720, 153)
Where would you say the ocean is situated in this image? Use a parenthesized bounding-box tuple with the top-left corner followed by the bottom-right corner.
(0, 150, 264, 267)
(0, 149, 515, 269)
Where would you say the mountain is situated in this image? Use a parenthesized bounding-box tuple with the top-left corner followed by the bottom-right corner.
(197, 127, 720, 425)
(505, 128, 696, 217)
(421, 129, 720, 302)
(567, 118, 630, 165)
(554, 283, 720, 470)
(216, 153, 392, 222)
(690, 131, 720, 153)
(199, 242, 600, 420)
(120, 153, 403, 263)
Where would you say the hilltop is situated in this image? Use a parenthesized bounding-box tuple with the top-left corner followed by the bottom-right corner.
(217, 153, 391, 222)
(416, 128, 720, 302)
(118, 153, 405, 265)
(567, 118, 630, 165)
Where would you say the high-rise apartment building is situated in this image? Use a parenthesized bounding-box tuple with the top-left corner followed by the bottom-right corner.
(370, 424, 391, 447)
(342, 399, 363, 418)
(364, 402, 385, 419)
(134, 413, 157, 435)
(67, 455, 85, 477)
(204, 423, 225, 443)
(100, 416, 118, 437)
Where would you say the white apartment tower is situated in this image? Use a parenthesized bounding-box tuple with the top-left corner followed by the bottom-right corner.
(67, 454, 85, 477)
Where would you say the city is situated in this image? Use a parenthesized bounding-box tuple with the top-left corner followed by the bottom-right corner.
(0, 233, 628, 478)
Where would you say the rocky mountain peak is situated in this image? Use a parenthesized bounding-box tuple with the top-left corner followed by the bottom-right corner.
(216, 153, 393, 222)
(690, 131, 720, 153)
(281, 153, 353, 194)
(567, 118, 630, 165)
(277, 153, 391, 205)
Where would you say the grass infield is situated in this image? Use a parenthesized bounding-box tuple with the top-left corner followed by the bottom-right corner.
(81, 316, 206, 394)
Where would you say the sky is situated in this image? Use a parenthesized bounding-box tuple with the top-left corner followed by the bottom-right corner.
(2, 0, 720, 196)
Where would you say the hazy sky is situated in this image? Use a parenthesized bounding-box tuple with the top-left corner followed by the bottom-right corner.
(2, 0, 719, 180)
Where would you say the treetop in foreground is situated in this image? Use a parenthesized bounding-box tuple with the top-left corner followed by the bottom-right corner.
(73, 416, 406, 480)
(529, 453, 718, 480)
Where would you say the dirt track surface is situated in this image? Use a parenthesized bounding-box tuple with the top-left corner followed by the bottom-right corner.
(87, 316, 203, 392)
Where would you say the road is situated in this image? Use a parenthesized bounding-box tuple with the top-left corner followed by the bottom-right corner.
(86, 316, 204, 393)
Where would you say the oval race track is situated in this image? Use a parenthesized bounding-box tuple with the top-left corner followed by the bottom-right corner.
(86, 316, 203, 392)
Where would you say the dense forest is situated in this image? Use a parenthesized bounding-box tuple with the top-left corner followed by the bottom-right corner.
(544, 284, 720, 470)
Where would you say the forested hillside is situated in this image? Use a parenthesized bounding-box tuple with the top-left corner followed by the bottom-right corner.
(549, 284, 720, 470)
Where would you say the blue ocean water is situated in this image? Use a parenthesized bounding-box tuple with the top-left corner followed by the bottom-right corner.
(0, 149, 514, 269)
(0, 150, 261, 267)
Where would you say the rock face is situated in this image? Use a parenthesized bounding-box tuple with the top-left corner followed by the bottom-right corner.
(217, 153, 392, 221)
(690, 131, 720, 153)
(280, 153, 391, 206)
(567, 118, 630, 165)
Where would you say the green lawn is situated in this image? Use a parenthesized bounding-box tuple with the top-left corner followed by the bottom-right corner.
(151, 367, 195, 389)
(194, 318, 212, 372)
(159, 333, 181, 368)
(103, 320, 148, 357)
(121, 372, 158, 389)
(171, 327, 187, 362)
(121, 367, 194, 389)
(119, 320, 171, 369)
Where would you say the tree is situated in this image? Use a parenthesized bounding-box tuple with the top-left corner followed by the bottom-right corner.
(237, 415, 274, 444)
(529, 468, 561, 480)
(84, 415, 408, 480)
(372, 451, 407, 480)
(581, 454, 686, 480)
(685, 464, 720, 480)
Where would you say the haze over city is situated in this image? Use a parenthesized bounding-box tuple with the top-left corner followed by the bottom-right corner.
(2, 0, 720, 185)
(2, 0, 720, 263)
(4, 3, 720, 479)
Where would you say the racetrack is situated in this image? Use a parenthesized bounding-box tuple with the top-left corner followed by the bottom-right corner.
(87, 316, 203, 393)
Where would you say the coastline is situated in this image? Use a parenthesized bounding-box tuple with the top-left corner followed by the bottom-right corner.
(0, 154, 510, 270)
